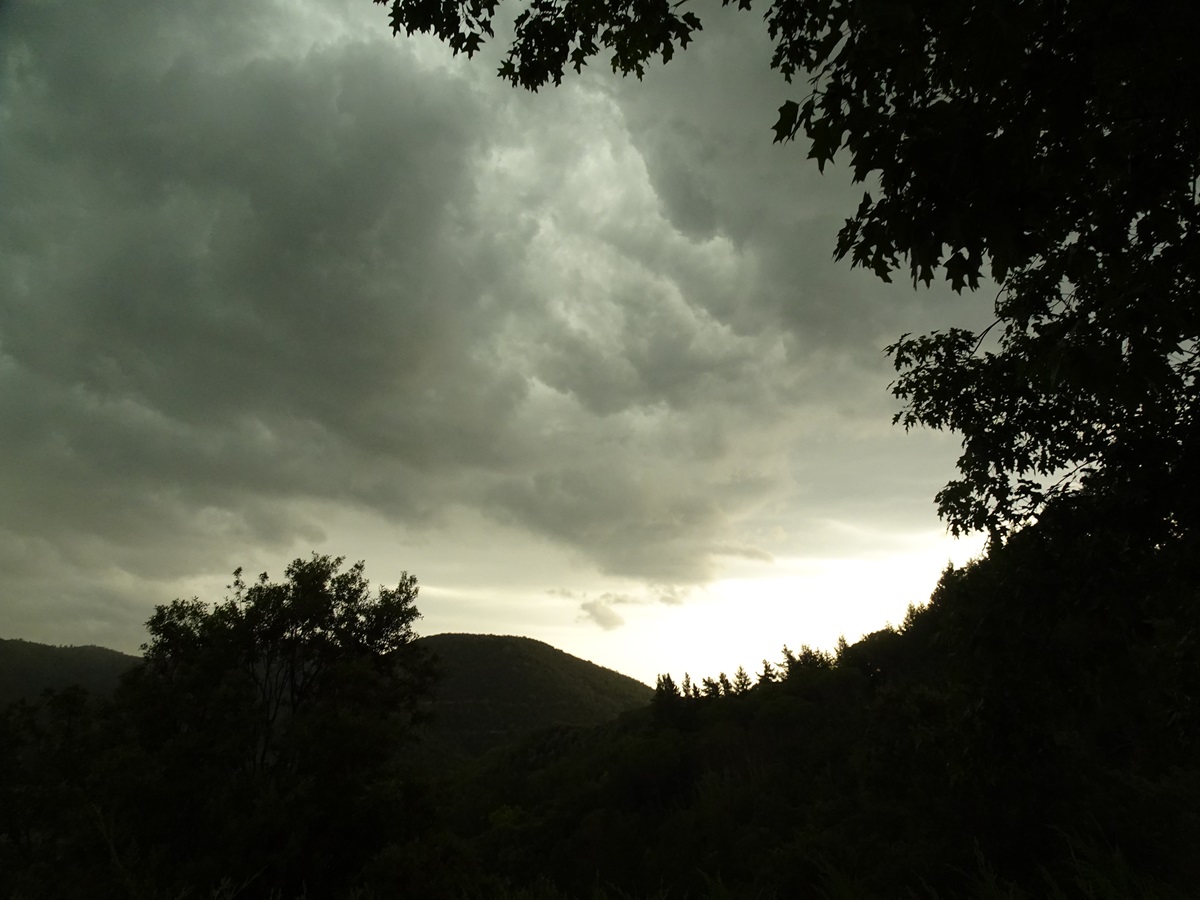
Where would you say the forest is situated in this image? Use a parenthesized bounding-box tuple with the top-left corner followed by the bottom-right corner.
(3, 492, 1199, 898)
(4, 0, 1199, 896)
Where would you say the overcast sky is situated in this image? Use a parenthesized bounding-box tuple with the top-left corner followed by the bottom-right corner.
(1, 0, 990, 684)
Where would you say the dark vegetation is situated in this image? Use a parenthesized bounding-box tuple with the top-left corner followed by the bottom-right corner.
(3, 511, 1198, 898)
(0, 633, 651, 768)
(372, 491, 1199, 899)
(0, 640, 137, 706)
(414, 634, 651, 764)
(5, 0, 1198, 896)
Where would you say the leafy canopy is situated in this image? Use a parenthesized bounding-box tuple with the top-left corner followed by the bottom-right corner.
(376, 0, 1200, 539)
(134, 553, 429, 773)
(122, 554, 433, 894)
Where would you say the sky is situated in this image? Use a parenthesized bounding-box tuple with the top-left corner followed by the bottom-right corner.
(0, 0, 990, 685)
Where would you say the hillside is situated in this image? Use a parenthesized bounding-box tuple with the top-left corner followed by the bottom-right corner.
(4, 503, 1199, 898)
(415, 633, 652, 762)
(413, 508, 1200, 899)
(0, 638, 139, 705)
(0, 633, 652, 764)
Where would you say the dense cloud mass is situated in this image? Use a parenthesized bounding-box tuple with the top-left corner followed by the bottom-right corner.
(0, 0, 987, 657)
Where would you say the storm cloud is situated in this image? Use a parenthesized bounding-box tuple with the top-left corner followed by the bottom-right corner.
(0, 0, 987, 658)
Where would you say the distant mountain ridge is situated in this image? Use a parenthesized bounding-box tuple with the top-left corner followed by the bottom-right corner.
(0, 633, 652, 761)
(0, 638, 139, 705)
(415, 633, 652, 761)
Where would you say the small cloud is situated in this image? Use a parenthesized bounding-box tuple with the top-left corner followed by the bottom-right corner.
(596, 591, 639, 606)
(579, 598, 625, 630)
(575, 591, 642, 629)
(654, 585, 689, 606)
(570, 587, 685, 625)
(711, 542, 774, 562)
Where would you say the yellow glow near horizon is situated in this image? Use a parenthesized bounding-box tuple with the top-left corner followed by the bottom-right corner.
(183, 503, 991, 689)
(529, 529, 988, 686)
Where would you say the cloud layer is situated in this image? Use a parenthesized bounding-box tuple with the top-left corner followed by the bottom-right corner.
(0, 0, 987, 649)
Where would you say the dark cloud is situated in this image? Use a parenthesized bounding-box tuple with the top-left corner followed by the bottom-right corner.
(579, 597, 626, 631)
(0, 0, 984, 650)
(574, 590, 667, 631)
(607, 3, 993, 353)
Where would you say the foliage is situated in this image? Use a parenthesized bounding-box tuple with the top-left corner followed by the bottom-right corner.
(420, 503, 1198, 899)
(0, 685, 112, 898)
(0, 554, 435, 900)
(129, 554, 429, 762)
(375, 0, 1200, 540)
(118, 554, 433, 895)
(414, 633, 651, 765)
(0, 638, 137, 705)
(4, 532, 1198, 897)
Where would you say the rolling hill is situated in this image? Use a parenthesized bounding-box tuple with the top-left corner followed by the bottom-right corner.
(414, 633, 653, 762)
(0, 633, 652, 763)
(0, 637, 139, 705)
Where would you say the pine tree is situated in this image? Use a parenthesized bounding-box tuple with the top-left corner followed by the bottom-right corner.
(732, 666, 752, 695)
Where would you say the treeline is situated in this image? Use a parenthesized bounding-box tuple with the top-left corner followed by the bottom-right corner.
(3, 491, 1199, 898)
(655, 642, 841, 702)
(419, 492, 1198, 899)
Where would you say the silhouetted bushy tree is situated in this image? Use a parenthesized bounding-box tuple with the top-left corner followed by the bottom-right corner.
(110, 554, 435, 898)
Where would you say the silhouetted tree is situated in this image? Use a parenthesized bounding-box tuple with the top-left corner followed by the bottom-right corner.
(114, 554, 434, 897)
(652, 674, 683, 723)
(654, 673, 680, 699)
(732, 666, 752, 694)
(780, 645, 796, 672)
(681, 672, 697, 699)
(757, 659, 777, 685)
(792, 644, 835, 672)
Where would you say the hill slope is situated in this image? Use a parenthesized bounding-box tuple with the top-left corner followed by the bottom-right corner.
(415, 633, 652, 761)
(0, 633, 652, 763)
(0, 638, 140, 705)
